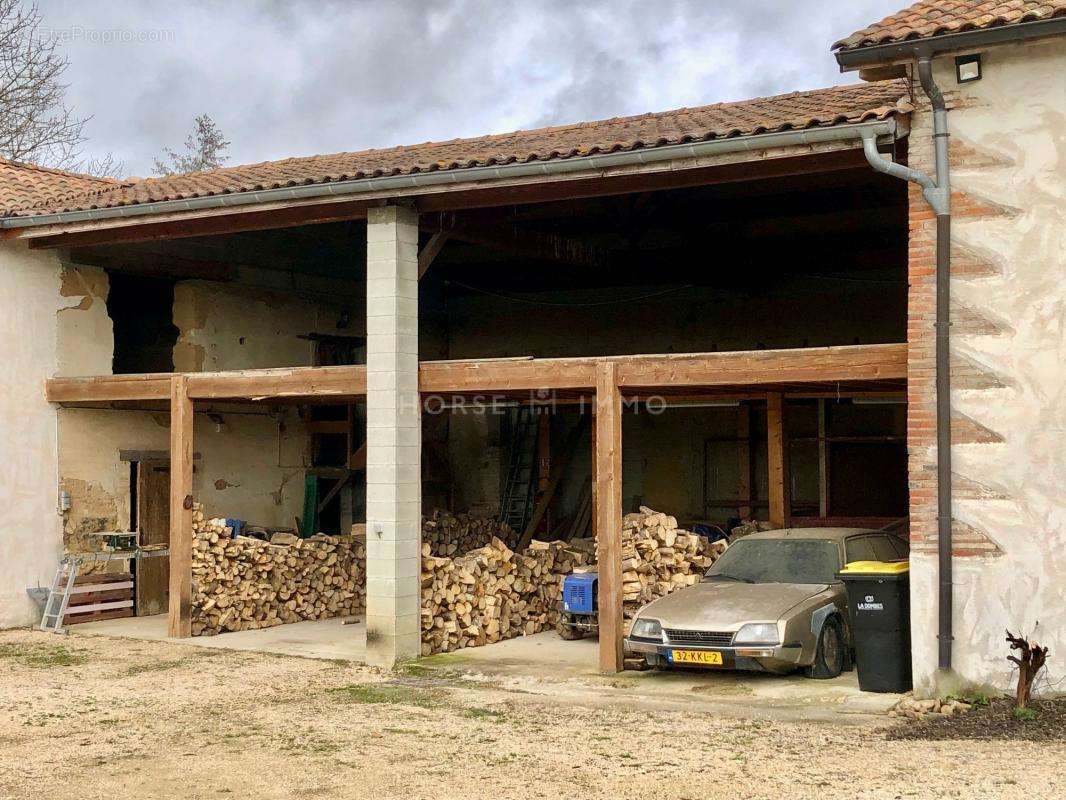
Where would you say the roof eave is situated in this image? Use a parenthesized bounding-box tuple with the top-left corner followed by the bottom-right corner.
(2, 117, 903, 233)
(835, 16, 1066, 71)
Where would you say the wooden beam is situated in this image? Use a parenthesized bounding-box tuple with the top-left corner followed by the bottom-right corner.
(67, 247, 237, 282)
(44, 344, 907, 405)
(433, 219, 609, 268)
(594, 361, 623, 673)
(766, 392, 790, 529)
(417, 231, 450, 279)
(167, 375, 194, 638)
(614, 344, 906, 388)
(46, 374, 172, 404)
(188, 365, 366, 400)
(419, 357, 598, 393)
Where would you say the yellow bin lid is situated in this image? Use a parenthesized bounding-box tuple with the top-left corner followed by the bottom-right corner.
(839, 560, 910, 575)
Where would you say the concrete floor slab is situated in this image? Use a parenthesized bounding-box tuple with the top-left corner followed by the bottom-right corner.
(422, 631, 902, 721)
(70, 618, 900, 721)
(72, 614, 367, 662)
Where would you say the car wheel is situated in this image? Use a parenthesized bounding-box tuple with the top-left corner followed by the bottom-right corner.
(806, 616, 845, 679)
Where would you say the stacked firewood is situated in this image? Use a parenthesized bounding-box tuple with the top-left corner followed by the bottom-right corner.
(420, 536, 595, 655)
(419, 507, 725, 655)
(422, 509, 518, 556)
(619, 506, 728, 617)
(190, 504, 366, 636)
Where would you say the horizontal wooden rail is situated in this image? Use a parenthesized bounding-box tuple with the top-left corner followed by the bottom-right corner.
(45, 343, 907, 405)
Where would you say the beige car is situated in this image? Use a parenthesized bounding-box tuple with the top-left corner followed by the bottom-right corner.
(625, 527, 908, 678)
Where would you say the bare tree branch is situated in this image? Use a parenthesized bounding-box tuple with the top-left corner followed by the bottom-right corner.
(0, 0, 88, 167)
(71, 150, 125, 178)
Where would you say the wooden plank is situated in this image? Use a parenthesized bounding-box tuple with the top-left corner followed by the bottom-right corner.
(66, 600, 133, 614)
(417, 231, 449, 279)
(594, 361, 623, 674)
(614, 344, 906, 388)
(68, 581, 134, 595)
(767, 392, 790, 528)
(168, 375, 194, 638)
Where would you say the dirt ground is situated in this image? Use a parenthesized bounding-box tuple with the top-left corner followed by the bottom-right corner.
(1, 629, 1063, 800)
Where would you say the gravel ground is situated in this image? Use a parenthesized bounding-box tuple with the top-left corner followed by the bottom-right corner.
(0, 629, 1063, 800)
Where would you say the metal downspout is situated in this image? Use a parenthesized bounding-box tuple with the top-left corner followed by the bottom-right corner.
(918, 55, 954, 673)
(860, 54, 953, 673)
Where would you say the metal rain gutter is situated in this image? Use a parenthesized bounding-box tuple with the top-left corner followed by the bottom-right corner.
(835, 16, 1066, 70)
(859, 51, 955, 674)
(1, 118, 901, 231)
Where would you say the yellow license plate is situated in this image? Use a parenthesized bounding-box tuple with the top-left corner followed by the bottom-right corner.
(672, 649, 723, 665)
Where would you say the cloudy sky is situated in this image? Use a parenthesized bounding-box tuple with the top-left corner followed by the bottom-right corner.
(37, 0, 902, 177)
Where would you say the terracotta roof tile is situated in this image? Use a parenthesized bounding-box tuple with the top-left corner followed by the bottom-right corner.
(0, 158, 122, 213)
(7, 80, 910, 219)
(835, 0, 1066, 50)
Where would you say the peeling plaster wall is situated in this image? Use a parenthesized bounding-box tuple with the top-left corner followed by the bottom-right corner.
(55, 276, 352, 564)
(908, 39, 1066, 692)
(58, 407, 309, 536)
(173, 281, 348, 372)
(0, 243, 64, 627)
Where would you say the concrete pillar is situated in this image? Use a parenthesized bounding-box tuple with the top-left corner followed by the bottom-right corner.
(365, 205, 421, 666)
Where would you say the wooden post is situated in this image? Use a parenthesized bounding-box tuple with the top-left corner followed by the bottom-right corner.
(736, 403, 751, 519)
(589, 398, 597, 539)
(167, 375, 194, 638)
(766, 392, 790, 528)
(594, 362, 623, 673)
(817, 398, 829, 518)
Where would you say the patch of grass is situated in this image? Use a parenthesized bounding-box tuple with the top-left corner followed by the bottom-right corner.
(463, 707, 507, 722)
(0, 642, 87, 668)
(1012, 706, 1038, 721)
(382, 727, 419, 735)
(122, 658, 190, 676)
(327, 683, 442, 708)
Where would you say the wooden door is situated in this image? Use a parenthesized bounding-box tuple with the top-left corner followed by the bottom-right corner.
(136, 461, 170, 615)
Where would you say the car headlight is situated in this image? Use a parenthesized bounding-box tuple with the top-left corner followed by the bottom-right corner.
(630, 617, 662, 640)
(734, 623, 779, 645)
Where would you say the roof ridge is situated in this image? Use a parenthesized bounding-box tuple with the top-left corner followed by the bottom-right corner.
(108, 79, 908, 183)
(834, 0, 1066, 51)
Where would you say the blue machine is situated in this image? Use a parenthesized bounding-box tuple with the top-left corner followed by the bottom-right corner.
(558, 571, 598, 639)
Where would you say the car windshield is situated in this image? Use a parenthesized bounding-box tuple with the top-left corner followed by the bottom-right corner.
(703, 538, 841, 585)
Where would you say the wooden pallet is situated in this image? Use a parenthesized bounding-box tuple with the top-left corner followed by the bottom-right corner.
(64, 572, 134, 626)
